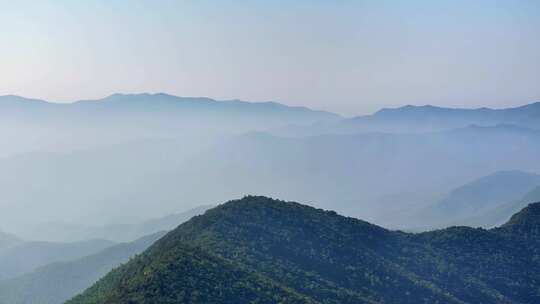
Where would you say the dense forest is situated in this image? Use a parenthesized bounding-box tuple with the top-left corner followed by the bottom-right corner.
(68, 196, 540, 304)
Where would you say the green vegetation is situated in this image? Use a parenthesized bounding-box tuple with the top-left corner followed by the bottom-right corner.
(68, 196, 540, 304)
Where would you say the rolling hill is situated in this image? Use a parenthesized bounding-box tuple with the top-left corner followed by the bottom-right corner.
(68, 196, 540, 304)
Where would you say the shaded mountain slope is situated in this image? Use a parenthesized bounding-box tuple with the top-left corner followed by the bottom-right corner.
(0, 232, 165, 304)
(416, 170, 540, 228)
(68, 243, 314, 304)
(439, 184, 540, 229)
(437, 170, 540, 214)
(69, 196, 540, 304)
(81, 205, 212, 242)
(495, 185, 540, 228)
(21, 205, 212, 243)
(498, 202, 540, 237)
(0, 239, 115, 281)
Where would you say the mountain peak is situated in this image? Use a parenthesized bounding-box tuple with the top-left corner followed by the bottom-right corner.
(373, 104, 486, 118)
(74, 93, 219, 105)
(104, 92, 211, 102)
(163, 195, 389, 252)
(195, 195, 340, 227)
(211, 195, 354, 223)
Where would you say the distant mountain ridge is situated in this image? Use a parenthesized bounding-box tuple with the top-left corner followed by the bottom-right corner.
(75, 93, 334, 114)
(273, 101, 540, 136)
(356, 102, 540, 129)
(4, 94, 540, 132)
(2, 94, 540, 235)
(0, 93, 340, 120)
(373, 101, 540, 118)
(0, 232, 166, 304)
(3, 123, 540, 233)
(69, 196, 540, 304)
(0, 239, 115, 281)
(20, 205, 212, 243)
(421, 170, 540, 226)
(0, 93, 341, 160)
(452, 185, 540, 229)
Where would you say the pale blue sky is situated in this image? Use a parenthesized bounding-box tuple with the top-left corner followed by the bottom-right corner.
(1, 0, 539, 114)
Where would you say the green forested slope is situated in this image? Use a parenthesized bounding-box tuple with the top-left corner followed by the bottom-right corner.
(68, 196, 540, 304)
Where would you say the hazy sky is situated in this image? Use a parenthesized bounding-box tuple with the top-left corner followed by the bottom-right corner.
(1, 0, 539, 115)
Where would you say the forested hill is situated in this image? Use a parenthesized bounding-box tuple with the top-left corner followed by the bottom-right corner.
(68, 196, 540, 304)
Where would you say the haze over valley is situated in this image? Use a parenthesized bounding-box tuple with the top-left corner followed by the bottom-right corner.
(2, 94, 540, 238)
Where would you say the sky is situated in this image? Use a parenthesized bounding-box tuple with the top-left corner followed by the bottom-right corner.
(1, 0, 539, 115)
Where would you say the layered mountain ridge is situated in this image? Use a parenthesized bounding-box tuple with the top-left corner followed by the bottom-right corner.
(2, 94, 540, 235)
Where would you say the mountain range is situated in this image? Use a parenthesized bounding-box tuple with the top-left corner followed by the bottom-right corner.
(2, 93, 540, 236)
(349, 102, 540, 130)
(3, 94, 540, 158)
(0, 93, 340, 158)
(68, 196, 540, 304)
(275, 102, 540, 136)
